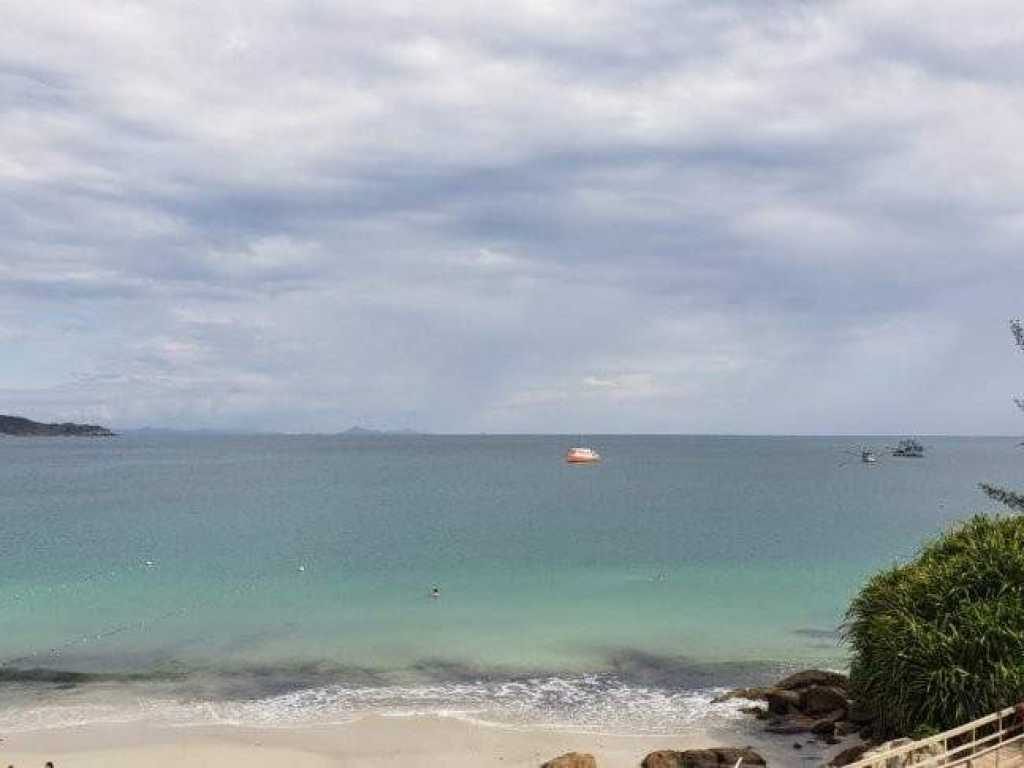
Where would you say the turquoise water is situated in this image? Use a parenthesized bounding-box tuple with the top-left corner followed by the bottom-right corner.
(1, 435, 1021, 732)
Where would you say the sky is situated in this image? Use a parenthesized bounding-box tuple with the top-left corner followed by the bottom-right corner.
(2, 0, 1024, 434)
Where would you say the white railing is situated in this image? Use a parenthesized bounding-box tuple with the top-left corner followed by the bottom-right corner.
(846, 704, 1024, 768)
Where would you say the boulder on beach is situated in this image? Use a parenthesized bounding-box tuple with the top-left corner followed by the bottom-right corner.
(860, 738, 942, 767)
(640, 747, 766, 768)
(766, 689, 801, 715)
(725, 669, 865, 738)
(541, 752, 597, 768)
(714, 670, 849, 706)
(801, 686, 849, 716)
(829, 744, 870, 767)
(775, 670, 848, 691)
(810, 710, 845, 736)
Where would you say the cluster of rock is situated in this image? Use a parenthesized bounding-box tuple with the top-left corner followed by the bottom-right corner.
(713, 669, 873, 749)
(640, 748, 768, 768)
(537, 670, 954, 768)
(541, 748, 766, 768)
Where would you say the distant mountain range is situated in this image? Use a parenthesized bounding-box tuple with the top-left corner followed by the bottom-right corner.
(0, 414, 115, 437)
(0, 415, 423, 438)
(340, 426, 423, 436)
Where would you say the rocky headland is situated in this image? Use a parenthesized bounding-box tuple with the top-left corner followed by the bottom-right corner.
(0, 414, 115, 437)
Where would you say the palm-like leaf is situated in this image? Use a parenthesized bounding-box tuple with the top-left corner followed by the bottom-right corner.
(843, 516, 1024, 738)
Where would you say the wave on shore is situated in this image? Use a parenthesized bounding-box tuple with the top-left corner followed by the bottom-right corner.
(0, 654, 798, 735)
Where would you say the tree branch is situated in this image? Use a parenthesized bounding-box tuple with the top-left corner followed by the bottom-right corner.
(979, 483, 1024, 512)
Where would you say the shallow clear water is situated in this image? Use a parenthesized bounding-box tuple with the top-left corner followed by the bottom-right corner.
(1, 434, 1020, 733)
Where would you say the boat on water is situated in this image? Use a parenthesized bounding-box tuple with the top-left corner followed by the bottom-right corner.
(566, 446, 601, 463)
(862, 449, 877, 463)
(892, 439, 924, 458)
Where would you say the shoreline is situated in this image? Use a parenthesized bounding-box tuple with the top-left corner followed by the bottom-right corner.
(0, 713, 853, 767)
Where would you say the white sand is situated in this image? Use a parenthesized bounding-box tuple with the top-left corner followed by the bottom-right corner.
(1, 715, 721, 768)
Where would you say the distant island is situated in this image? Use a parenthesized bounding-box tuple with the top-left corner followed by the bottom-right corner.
(0, 414, 115, 437)
(339, 426, 422, 436)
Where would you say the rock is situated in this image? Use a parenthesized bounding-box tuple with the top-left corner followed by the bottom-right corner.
(801, 686, 849, 716)
(730, 670, 855, 740)
(834, 721, 853, 737)
(847, 701, 875, 724)
(861, 738, 943, 768)
(824, 735, 841, 746)
(712, 687, 771, 704)
(641, 751, 683, 768)
(793, 742, 803, 750)
(640, 748, 766, 768)
(775, 670, 848, 691)
(829, 745, 871, 767)
(808, 709, 846, 738)
(766, 689, 802, 715)
(541, 753, 597, 768)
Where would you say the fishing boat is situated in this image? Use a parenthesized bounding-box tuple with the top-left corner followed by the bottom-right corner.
(892, 439, 924, 458)
(566, 446, 601, 463)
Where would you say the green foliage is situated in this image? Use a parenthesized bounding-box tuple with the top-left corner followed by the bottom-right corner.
(844, 515, 1024, 739)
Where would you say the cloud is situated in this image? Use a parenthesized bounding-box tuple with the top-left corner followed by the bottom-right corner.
(1, 1, 1023, 432)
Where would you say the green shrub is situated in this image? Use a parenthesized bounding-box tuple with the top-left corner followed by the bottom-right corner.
(844, 515, 1024, 739)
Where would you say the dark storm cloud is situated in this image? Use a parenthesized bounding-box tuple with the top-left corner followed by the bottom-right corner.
(1, 1, 1023, 432)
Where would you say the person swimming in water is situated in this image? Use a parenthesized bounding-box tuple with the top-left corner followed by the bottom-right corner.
(430, 586, 440, 599)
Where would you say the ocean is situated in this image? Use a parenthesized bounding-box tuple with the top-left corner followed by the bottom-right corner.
(1, 434, 1020, 735)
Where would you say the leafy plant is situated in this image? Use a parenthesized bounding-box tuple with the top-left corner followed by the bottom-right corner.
(844, 515, 1024, 738)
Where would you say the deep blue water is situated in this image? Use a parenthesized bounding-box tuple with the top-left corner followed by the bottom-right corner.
(0, 434, 1020, 732)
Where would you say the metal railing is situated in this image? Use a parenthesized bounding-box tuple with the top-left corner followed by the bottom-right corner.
(846, 705, 1024, 768)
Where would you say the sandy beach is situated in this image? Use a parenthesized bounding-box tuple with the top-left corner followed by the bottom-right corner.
(0, 714, 790, 768)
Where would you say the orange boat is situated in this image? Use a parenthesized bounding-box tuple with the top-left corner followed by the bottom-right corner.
(566, 446, 601, 463)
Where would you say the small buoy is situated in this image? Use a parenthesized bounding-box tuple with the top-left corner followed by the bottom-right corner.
(298, 565, 306, 572)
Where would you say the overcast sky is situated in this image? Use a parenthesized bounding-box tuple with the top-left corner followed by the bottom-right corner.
(2, 1, 1023, 434)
